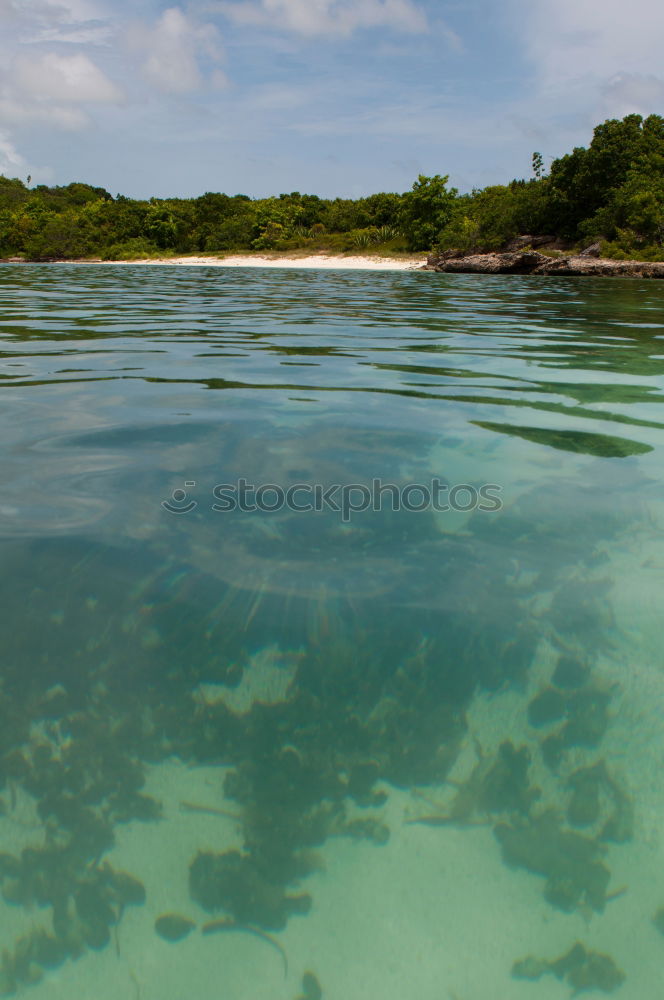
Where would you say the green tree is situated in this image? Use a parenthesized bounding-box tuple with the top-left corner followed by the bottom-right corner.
(546, 114, 660, 237)
(532, 152, 544, 179)
(143, 203, 178, 249)
(23, 209, 97, 260)
(398, 175, 458, 251)
(0, 176, 30, 212)
(250, 197, 304, 249)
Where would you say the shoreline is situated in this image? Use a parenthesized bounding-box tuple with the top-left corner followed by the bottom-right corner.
(3, 250, 664, 277)
(43, 253, 426, 272)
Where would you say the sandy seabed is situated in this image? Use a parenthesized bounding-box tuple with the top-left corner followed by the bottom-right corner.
(4, 610, 664, 1000)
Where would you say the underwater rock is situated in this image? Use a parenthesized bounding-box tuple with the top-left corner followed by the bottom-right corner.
(106, 868, 146, 906)
(567, 764, 603, 827)
(74, 880, 116, 950)
(0, 926, 73, 996)
(511, 955, 548, 979)
(513, 942, 625, 995)
(0, 854, 20, 879)
(564, 688, 612, 748)
(564, 761, 633, 841)
(540, 683, 613, 769)
(0, 850, 147, 998)
(409, 740, 540, 827)
(0, 848, 142, 927)
(553, 655, 590, 690)
(347, 761, 384, 806)
(494, 811, 610, 913)
(155, 913, 196, 942)
(479, 741, 539, 817)
(2, 876, 28, 906)
(189, 850, 312, 931)
(296, 970, 323, 1000)
(599, 777, 634, 844)
(222, 743, 352, 896)
(528, 688, 568, 727)
(29, 931, 69, 970)
(107, 790, 162, 823)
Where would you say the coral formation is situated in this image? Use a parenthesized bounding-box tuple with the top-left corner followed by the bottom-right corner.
(512, 942, 626, 995)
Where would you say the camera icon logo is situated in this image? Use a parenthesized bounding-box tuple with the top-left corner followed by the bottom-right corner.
(161, 481, 197, 514)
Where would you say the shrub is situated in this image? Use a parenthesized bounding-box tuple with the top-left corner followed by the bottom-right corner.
(102, 238, 160, 260)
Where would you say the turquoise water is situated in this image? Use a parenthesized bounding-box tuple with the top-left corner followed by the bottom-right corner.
(1, 263, 664, 998)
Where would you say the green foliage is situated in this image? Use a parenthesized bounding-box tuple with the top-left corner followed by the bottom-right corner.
(250, 197, 304, 249)
(547, 113, 664, 239)
(204, 209, 254, 252)
(437, 213, 482, 253)
(532, 152, 544, 180)
(1, 114, 663, 261)
(600, 234, 664, 262)
(439, 180, 550, 251)
(143, 204, 179, 249)
(398, 174, 458, 251)
(0, 176, 30, 211)
(347, 225, 402, 249)
(101, 238, 160, 260)
(23, 209, 98, 260)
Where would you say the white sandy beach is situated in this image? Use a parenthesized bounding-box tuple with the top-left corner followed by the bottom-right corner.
(94, 253, 427, 272)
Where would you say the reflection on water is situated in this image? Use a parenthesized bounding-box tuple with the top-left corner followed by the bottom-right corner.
(1, 263, 664, 998)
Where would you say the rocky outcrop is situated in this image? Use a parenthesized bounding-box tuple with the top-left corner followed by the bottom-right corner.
(504, 235, 560, 251)
(535, 255, 664, 277)
(425, 251, 547, 274)
(578, 242, 602, 258)
(425, 250, 664, 279)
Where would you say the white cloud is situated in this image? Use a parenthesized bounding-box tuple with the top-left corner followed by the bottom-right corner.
(0, 0, 121, 178)
(516, 0, 664, 90)
(218, 0, 427, 37)
(1, 0, 111, 42)
(32, 23, 113, 44)
(0, 130, 25, 175)
(128, 7, 226, 94)
(507, 0, 664, 153)
(0, 128, 52, 183)
(9, 0, 105, 22)
(600, 73, 664, 120)
(0, 95, 88, 129)
(14, 51, 122, 102)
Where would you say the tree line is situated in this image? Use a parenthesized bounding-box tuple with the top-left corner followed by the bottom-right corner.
(1, 113, 663, 262)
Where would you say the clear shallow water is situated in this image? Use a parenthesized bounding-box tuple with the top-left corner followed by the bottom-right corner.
(1, 263, 664, 998)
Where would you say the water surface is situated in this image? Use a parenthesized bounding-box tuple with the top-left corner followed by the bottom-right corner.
(1, 263, 664, 999)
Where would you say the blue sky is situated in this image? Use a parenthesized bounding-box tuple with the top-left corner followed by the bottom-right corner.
(1, 0, 663, 199)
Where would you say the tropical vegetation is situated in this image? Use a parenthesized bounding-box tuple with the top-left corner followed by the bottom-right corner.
(1, 113, 663, 261)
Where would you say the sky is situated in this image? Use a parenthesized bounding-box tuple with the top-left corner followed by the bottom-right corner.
(1, 0, 663, 199)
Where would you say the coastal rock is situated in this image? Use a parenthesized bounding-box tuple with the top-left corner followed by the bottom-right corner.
(536, 255, 664, 277)
(426, 250, 664, 279)
(426, 250, 548, 274)
(505, 234, 558, 251)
